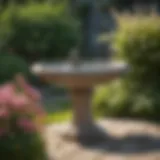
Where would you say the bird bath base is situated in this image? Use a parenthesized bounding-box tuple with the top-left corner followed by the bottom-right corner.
(55, 88, 107, 144)
(55, 123, 107, 144)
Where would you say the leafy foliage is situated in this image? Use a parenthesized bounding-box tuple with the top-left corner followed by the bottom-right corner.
(0, 53, 31, 84)
(0, 4, 80, 62)
(93, 14, 160, 121)
(113, 13, 160, 88)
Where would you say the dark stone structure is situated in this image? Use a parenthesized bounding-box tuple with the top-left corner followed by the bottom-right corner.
(70, 0, 116, 59)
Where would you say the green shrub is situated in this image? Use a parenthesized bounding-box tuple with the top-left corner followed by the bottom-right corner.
(0, 53, 30, 83)
(0, 53, 44, 86)
(0, 53, 41, 85)
(113, 14, 160, 88)
(93, 13, 160, 121)
(93, 80, 132, 117)
(93, 80, 160, 120)
(0, 4, 80, 62)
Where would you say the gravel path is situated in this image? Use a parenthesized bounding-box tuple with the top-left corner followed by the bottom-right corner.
(44, 119, 160, 160)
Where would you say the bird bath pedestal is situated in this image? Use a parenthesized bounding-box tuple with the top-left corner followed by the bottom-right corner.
(32, 61, 128, 143)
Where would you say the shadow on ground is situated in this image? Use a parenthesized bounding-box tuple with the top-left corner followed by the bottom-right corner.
(81, 133, 160, 154)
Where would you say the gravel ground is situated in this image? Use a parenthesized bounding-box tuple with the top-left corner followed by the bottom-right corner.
(44, 119, 160, 160)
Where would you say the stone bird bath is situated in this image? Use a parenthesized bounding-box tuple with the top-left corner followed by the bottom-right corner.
(32, 60, 128, 143)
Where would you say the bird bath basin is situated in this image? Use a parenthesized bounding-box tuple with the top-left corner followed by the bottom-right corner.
(32, 60, 128, 143)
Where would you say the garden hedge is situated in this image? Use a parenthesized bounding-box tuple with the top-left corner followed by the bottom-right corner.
(0, 4, 80, 62)
(93, 13, 160, 121)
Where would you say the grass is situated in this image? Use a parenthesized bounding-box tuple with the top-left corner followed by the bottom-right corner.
(44, 100, 72, 124)
(45, 110, 100, 124)
(45, 109, 72, 124)
(43, 95, 100, 124)
(45, 107, 100, 124)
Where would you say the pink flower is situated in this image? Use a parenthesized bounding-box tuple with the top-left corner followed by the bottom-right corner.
(0, 83, 15, 105)
(0, 83, 15, 94)
(25, 86, 41, 101)
(15, 75, 41, 101)
(10, 94, 29, 111)
(0, 78, 45, 135)
(17, 118, 36, 133)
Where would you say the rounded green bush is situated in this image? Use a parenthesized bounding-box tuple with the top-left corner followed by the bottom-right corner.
(93, 14, 160, 121)
(93, 79, 160, 120)
(0, 4, 80, 62)
(0, 53, 31, 84)
(93, 80, 132, 117)
(0, 134, 48, 160)
(113, 14, 160, 88)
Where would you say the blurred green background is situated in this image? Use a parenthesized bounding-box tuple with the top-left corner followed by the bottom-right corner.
(0, 0, 160, 123)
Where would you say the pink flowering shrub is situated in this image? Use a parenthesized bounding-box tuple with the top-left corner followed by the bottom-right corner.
(0, 75, 48, 160)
